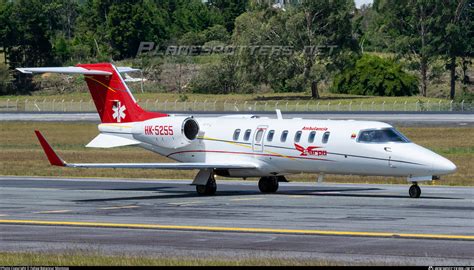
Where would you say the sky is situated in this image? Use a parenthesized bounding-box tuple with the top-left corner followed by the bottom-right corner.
(354, 0, 374, 8)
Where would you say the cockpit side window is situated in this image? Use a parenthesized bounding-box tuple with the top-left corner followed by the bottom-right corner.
(357, 128, 411, 143)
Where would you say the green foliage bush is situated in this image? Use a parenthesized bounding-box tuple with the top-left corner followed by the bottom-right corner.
(0, 63, 12, 95)
(331, 54, 418, 96)
(190, 56, 242, 94)
(203, 24, 230, 43)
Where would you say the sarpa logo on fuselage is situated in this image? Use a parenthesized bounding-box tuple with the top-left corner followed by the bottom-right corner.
(294, 143, 328, 156)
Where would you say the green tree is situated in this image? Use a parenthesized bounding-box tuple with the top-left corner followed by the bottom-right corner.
(0, 0, 11, 52)
(190, 55, 242, 94)
(73, 0, 114, 60)
(438, 0, 473, 99)
(107, 1, 168, 59)
(44, 0, 80, 41)
(295, 0, 358, 97)
(4, 0, 54, 67)
(375, 0, 443, 97)
(232, 0, 358, 96)
(207, 0, 248, 32)
(0, 63, 12, 95)
(352, 3, 390, 52)
(2, 0, 55, 94)
(203, 24, 230, 43)
(331, 54, 419, 96)
(168, 0, 223, 38)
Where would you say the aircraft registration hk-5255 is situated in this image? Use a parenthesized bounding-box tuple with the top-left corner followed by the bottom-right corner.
(17, 63, 457, 198)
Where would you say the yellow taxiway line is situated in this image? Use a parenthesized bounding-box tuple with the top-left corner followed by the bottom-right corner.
(0, 219, 472, 241)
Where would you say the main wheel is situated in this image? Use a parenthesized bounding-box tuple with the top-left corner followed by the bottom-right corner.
(196, 176, 217, 196)
(258, 177, 279, 193)
(409, 184, 421, 198)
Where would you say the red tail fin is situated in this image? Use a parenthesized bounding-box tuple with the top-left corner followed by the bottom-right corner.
(76, 63, 167, 123)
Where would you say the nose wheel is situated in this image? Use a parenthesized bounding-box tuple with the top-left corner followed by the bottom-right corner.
(259, 176, 279, 193)
(409, 183, 421, 198)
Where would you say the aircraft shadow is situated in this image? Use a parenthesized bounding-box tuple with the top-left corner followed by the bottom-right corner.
(281, 190, 458, 200)
(75, 186, 459, 202)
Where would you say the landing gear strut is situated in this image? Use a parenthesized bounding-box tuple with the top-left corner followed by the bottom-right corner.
(409, 183, 421, 198)
(258, 176, 279, 193)
(196, 174, 217, 196)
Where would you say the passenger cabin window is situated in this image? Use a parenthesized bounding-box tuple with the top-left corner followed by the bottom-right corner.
(357, 128, 410, 143)
(308, 131, 316, 143)
(243, 129, 252, 141)
(281, 130, 289, 142)
(322, 131, 330, 144)
(267, 130, 275, 142)
(233, 129, 241, 141)
(294, 131, 302, 142)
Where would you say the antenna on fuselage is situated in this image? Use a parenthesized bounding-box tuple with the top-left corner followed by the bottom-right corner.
(276, 109, 283, 120)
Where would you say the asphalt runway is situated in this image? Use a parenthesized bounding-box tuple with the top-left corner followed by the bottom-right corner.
(1, 112, 473, 126)
(0, 176, 473, 265)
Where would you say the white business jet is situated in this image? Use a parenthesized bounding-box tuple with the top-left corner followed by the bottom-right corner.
(17, 63, 457, 198)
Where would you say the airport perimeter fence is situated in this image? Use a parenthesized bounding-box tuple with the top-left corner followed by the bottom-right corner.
(0, 98, 473, 113)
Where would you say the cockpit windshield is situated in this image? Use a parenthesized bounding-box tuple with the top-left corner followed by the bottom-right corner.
(357, 128, 411, 143)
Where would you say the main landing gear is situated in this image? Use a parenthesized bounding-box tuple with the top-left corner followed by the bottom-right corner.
(258, 176, 280, 193)
(196, 173, 217, 196)
(409, 182, 421, 198)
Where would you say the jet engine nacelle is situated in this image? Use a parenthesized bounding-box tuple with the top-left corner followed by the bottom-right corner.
(133, 116, 200, 149)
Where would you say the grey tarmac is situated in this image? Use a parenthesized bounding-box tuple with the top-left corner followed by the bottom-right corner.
(0, 176, 473, 265)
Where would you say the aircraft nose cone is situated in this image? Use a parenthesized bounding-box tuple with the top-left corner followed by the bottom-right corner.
(432, 156, 457, 175)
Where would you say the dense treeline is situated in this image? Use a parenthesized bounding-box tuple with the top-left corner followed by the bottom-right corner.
(0, 0, 472, 99)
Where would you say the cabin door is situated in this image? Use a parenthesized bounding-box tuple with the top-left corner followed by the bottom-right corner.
(252, 126, 267, 152)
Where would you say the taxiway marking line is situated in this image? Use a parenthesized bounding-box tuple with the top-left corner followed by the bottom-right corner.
(0, 219, 472, 241)
(167, 201, 201, 206)
(33, 210, 72, 214)
(230, 198, 264, 201)
(99, 205, 139, 210)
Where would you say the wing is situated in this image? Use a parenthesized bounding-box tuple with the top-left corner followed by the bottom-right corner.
(35, 130, 257, 170)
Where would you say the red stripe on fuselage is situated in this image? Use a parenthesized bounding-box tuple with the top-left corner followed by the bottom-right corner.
(167, 150, 334, 161)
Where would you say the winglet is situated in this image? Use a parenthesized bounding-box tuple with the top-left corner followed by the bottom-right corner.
(34, 130, 66, 166)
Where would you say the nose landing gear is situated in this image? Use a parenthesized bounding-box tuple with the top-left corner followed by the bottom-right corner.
(409, 182, 421, 198)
